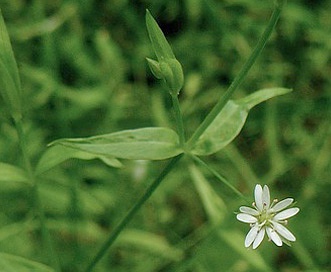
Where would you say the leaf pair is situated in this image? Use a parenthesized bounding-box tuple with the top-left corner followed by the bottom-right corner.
(36, 88, 291, 174)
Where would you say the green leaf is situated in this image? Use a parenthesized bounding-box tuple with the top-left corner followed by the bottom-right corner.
(50, 127, 182, 160)
(145, 9, 175, 61)
(36, 145, 123, 175)
(189, 164, 227, 225)
(217, 229, 271, 271)
(0, 252, 54, 272)
(192, 88, 292, 155)
(118, 229, 183, 261)
(0, 162, 30, 185)
(0, 9, 22, 120)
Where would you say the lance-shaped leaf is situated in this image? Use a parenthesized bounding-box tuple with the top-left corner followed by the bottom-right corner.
(36, 145, 123, 175)
(146, 9, 175, 61)
(0, 162, 31, 192)
(0, 252, 54, 272)
(50, 127, 182, 161)
(0, 10, 22, 120)
(192, 88, 292, 155)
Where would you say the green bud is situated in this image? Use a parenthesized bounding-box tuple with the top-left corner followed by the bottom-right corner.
(146, 58, 163, 79)
(159, 59, 184, 96)
(145, 10, 184, 96)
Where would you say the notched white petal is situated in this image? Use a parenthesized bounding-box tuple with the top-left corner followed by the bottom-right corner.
(239, 206, 259, 216)
(272, 221, 296, 241)
(262, 185, 270, 208)
(274, 207, 300, 220)
(237, 213, 258, 223)
(245, 224, 259, 247)
(254, 184, 263, 211)
(271, 198, 294, 212)
(252, 227, 265, 249)
(266, 227, 282, 246)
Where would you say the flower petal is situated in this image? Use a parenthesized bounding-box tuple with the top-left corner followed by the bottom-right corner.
(239, 206, 259, 216)
(272, 221, 296, 241)
(252, 227, 265, 249)
(262, 185, 270, 208)
(266, 227, 282, 246)
(237, 213, 258, 223)
(245, 224, 259, 247)
(274, 207, 299, 220)
(271, 198, 294, 212)
(254, 184, 263, 211)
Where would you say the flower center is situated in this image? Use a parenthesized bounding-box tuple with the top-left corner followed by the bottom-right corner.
(258, 205, 274, 226)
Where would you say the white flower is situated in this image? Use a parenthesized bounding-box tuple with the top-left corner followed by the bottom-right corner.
(236, 184, 299, 249)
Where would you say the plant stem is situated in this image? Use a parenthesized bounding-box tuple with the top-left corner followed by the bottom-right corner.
(187, 4, 284, 148)
(191, 155, 250, 204)
(85, 154, 184, 272)
(171, 94, 185, 146)
(14, 119, 61, 271)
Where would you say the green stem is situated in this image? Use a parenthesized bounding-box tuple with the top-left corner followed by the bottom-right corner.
(187, 4, 284, 148)
(85, 154, 184, 272)
(191, 155, 249, 204)
(171, 94, 185, 146)
(14, 119, 61, 271)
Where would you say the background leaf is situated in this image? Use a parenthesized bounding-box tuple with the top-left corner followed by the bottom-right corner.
(192, 88, 292, 155)
(50, 127, 182, 160)
(0, 252, 54, 272)
(0, 163, 31, 191)
(0, 9, 22, 119)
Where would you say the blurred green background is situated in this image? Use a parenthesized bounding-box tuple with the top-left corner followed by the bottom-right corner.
(0, 0, 330, 271)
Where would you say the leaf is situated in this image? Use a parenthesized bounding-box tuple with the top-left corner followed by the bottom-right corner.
(189, 164, 227, 225)
(118, 229, 183, 261)
(192, 88, 292, 155)
(50, 127, 182, 161)
(145, 9, 175, 61)
(217, 229, 271, 271)
(0, 9, 22, 120)
(36, 145, 123, 175)
(0, 162, 30, 185)
(0, 252, 54, 272)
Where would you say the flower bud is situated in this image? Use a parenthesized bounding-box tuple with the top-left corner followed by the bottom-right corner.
(159, 59, 184, 96)
(146, 58, 163, 79)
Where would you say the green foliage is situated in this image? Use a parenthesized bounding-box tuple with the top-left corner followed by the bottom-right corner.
(50, 127, 182, 161)
(0, 0, 329, 271)
(0, 10, 22, 120)
(192, 88, 291, 155)
(0, 252, 54, 272)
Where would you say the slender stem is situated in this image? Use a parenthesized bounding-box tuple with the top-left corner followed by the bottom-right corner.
(14, 119, 61, 271)
(187, 4, 284, 148)
(85, 154, 184, 272)
(191, 155, 250, 204)
(171, 95, 185, 146)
